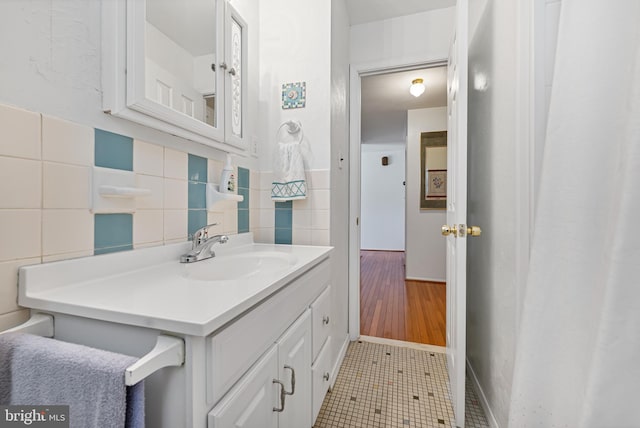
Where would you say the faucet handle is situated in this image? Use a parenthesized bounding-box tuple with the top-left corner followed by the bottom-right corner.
(191, 223, 219, 247)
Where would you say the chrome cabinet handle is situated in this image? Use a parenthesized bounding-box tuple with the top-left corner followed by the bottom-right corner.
(322, 315, 330, 325)
(323, 372, 330, 382)
(228, 67, 237, 76)
(220, 62, 228, 70)
(283, 365, 295, 395)
(273, 379, 286, 412)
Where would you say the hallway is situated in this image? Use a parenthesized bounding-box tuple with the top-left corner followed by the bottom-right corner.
(360, 251, 446, 346)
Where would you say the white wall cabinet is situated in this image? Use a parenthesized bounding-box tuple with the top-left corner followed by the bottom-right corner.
(102, 0, 248, 153)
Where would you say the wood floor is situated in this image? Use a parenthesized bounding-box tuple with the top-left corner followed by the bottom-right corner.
(360, 250, 446, 346)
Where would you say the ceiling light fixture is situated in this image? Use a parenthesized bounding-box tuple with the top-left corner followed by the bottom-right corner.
(409, 78, 425, 97)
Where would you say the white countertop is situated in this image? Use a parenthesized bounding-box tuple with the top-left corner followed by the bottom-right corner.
(18, 234, 332, 336)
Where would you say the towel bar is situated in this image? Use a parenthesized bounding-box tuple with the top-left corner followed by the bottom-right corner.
(124, 335, 185, 386)
(0, 313, 54, 337)
(0, 313, 185, 385)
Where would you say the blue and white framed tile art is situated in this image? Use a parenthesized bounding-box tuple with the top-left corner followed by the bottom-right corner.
(282, 82, 306, 109)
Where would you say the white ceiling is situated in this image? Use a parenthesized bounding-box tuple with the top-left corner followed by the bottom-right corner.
(345, 0, 456, 26)
(361, 67, 447, 144)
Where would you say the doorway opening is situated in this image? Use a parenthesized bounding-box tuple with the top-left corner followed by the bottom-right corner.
(357, 65, 449, 346)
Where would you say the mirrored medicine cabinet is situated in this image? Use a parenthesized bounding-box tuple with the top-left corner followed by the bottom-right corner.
(102, 0, 248, 153)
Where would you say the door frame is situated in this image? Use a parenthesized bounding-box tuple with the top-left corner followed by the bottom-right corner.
(348, 59, 448, 340)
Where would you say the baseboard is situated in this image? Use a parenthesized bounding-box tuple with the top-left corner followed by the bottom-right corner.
(359, 335, 446, 354)
(466, 358, 500, 428)
(329, 334, 349, 390)
(405, 276, 446, 283)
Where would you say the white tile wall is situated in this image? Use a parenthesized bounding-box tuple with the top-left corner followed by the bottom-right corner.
(0, 104, 247, 331)
(0, 210, 41, 261)
(164, 210, 188, 241)
(135, 175, 164, 210)
(43, 251, 93, 263)
(312, 210, 330, 230)
(134, 139, 164, 176)
(223, 207, 239, 235)
(292, 228, 312, 245)
(43, 162, 90, 209)
(206, 212, 226, 235)
(42, 115, 93, 166)
(0, 157, 41, 209)
(134, 210, 164, 247)
(208, 159, 224, 184)
(0, 104, 41, 160)
(294, 170, 331, 246)
(0, 258, 40, 314)
(164, 148, 188, 179)
(164, 178, 188, 209)
(253, 170, 332, 246)
(42, 210, 93, 256)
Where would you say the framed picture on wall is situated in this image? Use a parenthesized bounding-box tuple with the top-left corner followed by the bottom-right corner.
(427, 169, 447, 198)
(420, 131, 447, 210)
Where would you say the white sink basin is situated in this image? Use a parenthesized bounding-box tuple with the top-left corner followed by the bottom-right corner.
(183, 251, 299, 281)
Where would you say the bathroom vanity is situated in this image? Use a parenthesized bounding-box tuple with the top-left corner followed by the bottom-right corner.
(17, 234, 342, 428)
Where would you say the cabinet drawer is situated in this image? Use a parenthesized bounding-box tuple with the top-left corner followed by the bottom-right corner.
(311, 336, 332, 423)
(207, 260, 330, 405)
(311, 285, 331, 361)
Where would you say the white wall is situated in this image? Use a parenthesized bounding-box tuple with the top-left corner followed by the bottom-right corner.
(329, 0, 351, 378)
(467, 0, 522, 426)
(0, 0, 259, 169)
(350, 7, 455, 67)
(361, 144, 405, 250)
(406, 108, 447, 281)
(258, 0, 331, 171)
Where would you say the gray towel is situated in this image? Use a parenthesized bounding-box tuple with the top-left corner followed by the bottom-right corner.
(0, 333, 145, 428)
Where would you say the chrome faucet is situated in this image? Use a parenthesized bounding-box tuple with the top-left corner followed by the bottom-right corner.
(180, 224, 228, 263)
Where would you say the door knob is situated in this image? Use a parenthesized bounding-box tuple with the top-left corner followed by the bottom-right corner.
(467, 226, 482, 237)
(441, 225, 457, 237)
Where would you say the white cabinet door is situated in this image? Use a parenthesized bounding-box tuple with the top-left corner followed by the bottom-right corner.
(311, 285, 331, 360)
(208, 346, 279, 428)
(223, 2, 247, 148)
(277, 310, 312, 428)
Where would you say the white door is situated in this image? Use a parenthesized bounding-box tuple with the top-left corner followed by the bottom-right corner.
(444, 0, 470, 426)
(277, 310, 312, 428)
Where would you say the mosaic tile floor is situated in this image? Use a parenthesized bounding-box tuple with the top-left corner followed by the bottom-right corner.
(314, 340, 489, 428)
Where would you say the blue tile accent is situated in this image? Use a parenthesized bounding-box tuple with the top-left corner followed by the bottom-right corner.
(275, 208, 292, 229)
(274, 194, 292, 244)
(95, 245, 133, 255)
(238, 188, 249, 210)
(275, 200, 292, 210)
(188, 154, 208, 183)
(238, 210, 249, 233)
(94, 213, 133, 254)
(238, 167, 250, 189)
(188, 182, 207, 209)
(188, 155, 208, 238)
(237, 167, 250, 234)
(275, 227, 292, 245)
(188, 210, 208, 238)
(94, 129, 133, 171)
